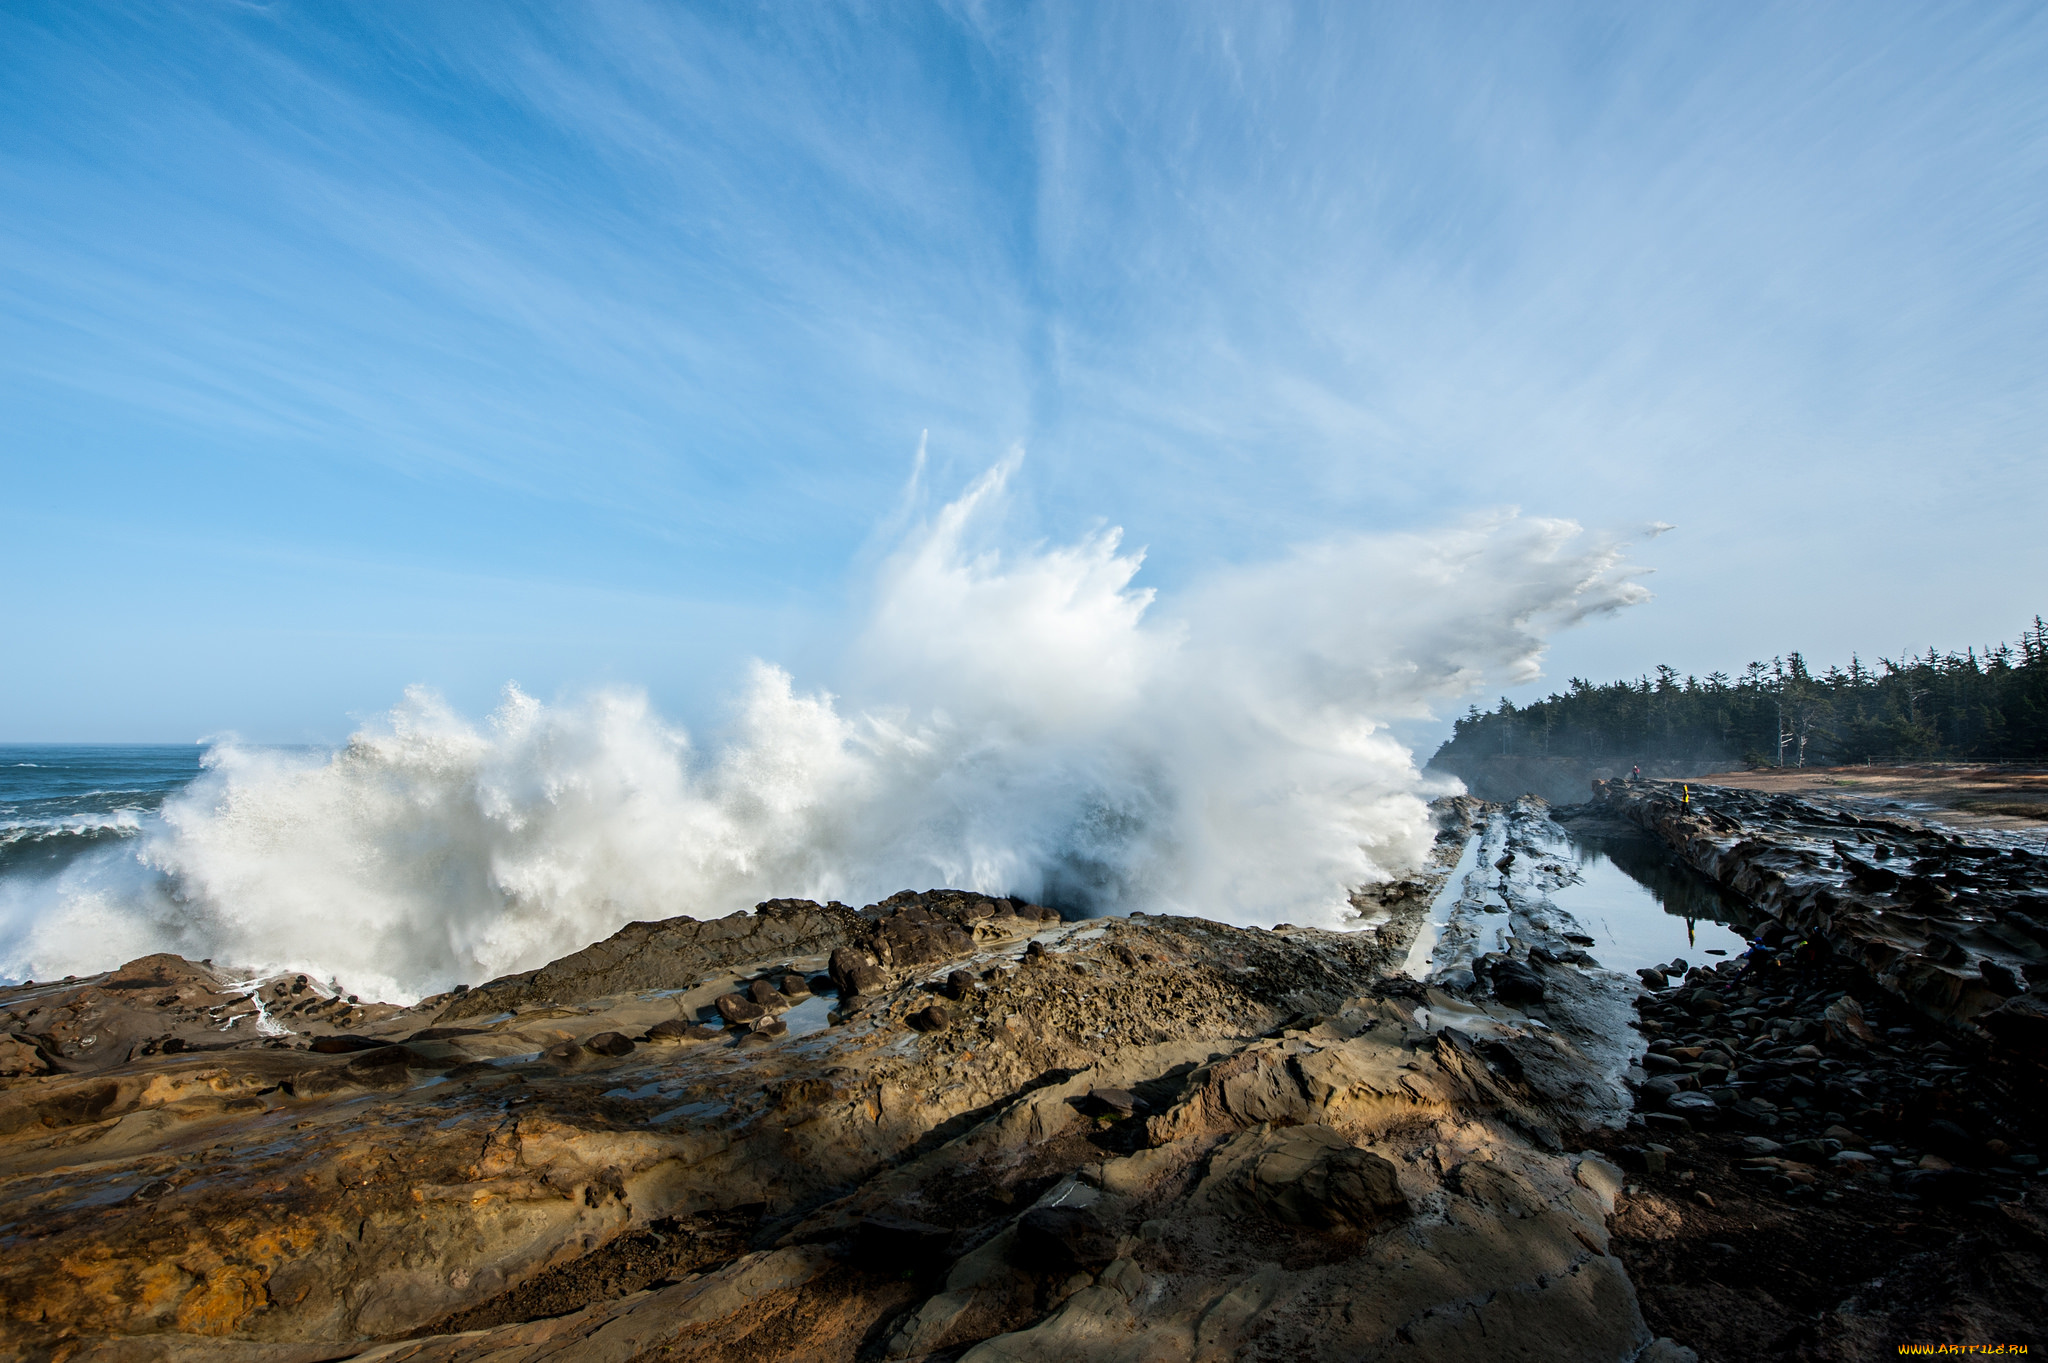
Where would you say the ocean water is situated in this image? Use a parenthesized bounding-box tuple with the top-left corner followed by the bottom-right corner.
(0, 746, 203, 880)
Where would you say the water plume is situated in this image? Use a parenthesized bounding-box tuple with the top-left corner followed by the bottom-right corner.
(0, 464, 1648, 1000)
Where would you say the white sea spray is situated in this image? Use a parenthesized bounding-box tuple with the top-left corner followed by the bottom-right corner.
(0, 465, 1648, 1001)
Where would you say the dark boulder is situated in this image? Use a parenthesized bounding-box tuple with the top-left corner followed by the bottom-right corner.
(829, 947, 886, 998)
(878, 914, 974, 968)
(1665, 1091, 1720, 1123)
(715, 993, 766, 1025)
(585, 1031, 635, 1057)
(644, 1019, 718, 1043)
(1250, 1125, 1408, 1230)
(1015, 1205, 1118, 1271)
(309, 1035, 390, 1054)
(907, 1005, 952, 1033)
(1490, 959, 1547, 1005)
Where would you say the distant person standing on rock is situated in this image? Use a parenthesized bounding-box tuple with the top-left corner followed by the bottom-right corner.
(1631, 765, 1641, 783)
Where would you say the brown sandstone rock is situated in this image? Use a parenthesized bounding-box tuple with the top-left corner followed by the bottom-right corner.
(0, 864, 1663, 1363)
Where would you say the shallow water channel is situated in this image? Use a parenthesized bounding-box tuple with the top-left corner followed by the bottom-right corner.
(1403, 818, 1756, 984)
(1541, 825, 1753, 975)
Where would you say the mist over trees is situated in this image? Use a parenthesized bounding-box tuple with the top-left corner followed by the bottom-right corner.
(1432, 617, 2048, 770)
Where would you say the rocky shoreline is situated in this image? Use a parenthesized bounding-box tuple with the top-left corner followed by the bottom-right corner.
(0, 785, 2040, 1361)
(1562, 781, 2048, 1356)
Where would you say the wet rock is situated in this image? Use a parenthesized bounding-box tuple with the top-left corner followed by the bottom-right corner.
(829, 947, 886, 998)
(1823, 994, 1877, 1045)
(585, 1031, 635, 1058)
(1665, 1091, 1719, 1122)
(747, 979, 783, 1008)
(542, 1040, 589, 1066)
(749, 1017, 788, 1039)
(1899, 1166, 1987, 1201)
(1980, 959, 2023, 996)
(1637, 967, 1669, 990)
(1922, 1117, 1977, 1161)
(777, 973, 810, 997)
(906, 1004, 952, 1033)
(876, 911, 975, 969)
(1594, 781, 2048, 1049)
(644, 1019, 719, 1043)
(715, 992, 766, 1026)
(1489, 959, 1547, 1004)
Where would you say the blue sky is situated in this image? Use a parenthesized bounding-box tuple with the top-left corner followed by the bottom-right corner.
(3, 1, 2044, 743)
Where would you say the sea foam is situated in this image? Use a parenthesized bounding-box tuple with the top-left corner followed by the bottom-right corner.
(0, 462, 1648, 1001)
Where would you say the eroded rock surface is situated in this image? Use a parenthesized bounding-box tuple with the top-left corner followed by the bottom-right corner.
(0, 842, 1676, 1363)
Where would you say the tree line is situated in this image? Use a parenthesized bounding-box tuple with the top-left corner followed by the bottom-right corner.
(1432, 616, 2048, 769)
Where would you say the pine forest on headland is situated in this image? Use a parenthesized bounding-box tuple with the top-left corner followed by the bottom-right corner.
(1431, 616, 2048, 771)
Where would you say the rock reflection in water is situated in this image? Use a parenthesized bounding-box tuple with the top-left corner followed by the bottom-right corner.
(1544, 827, 1753, 974)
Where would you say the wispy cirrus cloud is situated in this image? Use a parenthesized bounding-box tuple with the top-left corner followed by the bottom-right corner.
(1, 1, 2044, 739)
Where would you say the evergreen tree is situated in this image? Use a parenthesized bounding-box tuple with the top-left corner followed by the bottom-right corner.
(1432, 615, 2048, 769)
